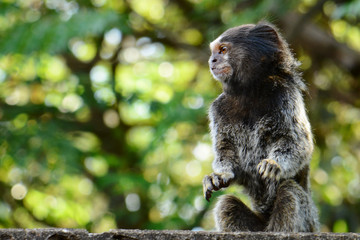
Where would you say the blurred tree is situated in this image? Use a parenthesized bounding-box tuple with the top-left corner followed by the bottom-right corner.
(0, 0, 360, 233)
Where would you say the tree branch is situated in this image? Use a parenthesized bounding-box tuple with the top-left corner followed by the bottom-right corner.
(280, 12, 360, 78)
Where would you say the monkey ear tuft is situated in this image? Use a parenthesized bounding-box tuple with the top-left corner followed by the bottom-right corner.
(251, 22, 280, 45)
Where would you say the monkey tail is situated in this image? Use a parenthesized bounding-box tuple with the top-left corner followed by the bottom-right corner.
(214, 194, 266, 232)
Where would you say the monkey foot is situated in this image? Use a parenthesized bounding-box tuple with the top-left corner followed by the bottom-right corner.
(257, 159, 282, 181)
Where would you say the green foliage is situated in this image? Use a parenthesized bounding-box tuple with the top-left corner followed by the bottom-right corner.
(0, 0, 360, 233)
(0, 10, 124, 55)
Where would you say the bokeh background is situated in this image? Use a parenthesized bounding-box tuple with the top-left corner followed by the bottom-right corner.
(0, 0, 360, 233)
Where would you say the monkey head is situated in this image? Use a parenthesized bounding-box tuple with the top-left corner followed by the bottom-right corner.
(208, 22, 291, 94)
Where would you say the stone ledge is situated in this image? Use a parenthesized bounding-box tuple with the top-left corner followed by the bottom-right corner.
(0, 229, 359, 240)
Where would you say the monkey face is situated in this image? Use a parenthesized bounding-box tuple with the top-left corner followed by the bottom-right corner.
(208, 37, 233, 82)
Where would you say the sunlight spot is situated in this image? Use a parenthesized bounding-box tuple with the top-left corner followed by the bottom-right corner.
(103, 109, 120, 128)
(148, 184, 161, 199)
(149, 207, 162, 222)
(91, 0, 107, 7)
(122, 47, 140, 63)
(331, 20, 347, 39)
(324, 185, 343, 206)
(61, 94, 83, 112)
(91, 215, 117, 233)
(135, 78, 152, 93)
(70, 39, 97, 62)
(323, 1, 336, 17)
(45, 92, 62, 107)
(186, 160, 202, 177)
(158, 200, 175, 217)
(184, 95, 204, 109)
(140, 44, 156, 58)
(156, 173, 170, 185)
(192, 143, 212, 162)
(8, 168, 23, 183)
(84, 156, 109, 176)
(90, 65, 110, 85)
(71, 132, 101, 152)
(5, 90, 21, 105)
(45, 195, 58, 208)
(179, 204, 194, 221)
(11, 183, 27, 200)
(78, 178, 93, 196)
(140, 43, 165, 59)
(194, 196, 205, 211)
(313, 72, 330, 90)
(134, 101, 150, 118)
(149, 2, 164, 21)
(136, 37, 151, 47)
(158, 62, 174, 78)
(119, 101, 152, 124)
(5, 86, 30, 106)
(326, 135, 341, 148)
(348, 179, 360, 198)
(105, 28, 122, 46)
(154, 85, 173, 103)
(100, 46, 114, 60)
(94, 88, 115, 105)
(313, 168, 328, 184)
(12, 114, 28, 129)
(181, 28, 203, 46)
(125, 193, 141, 212)
(126, 126, 154, 150)
(43, 57, 67, 82)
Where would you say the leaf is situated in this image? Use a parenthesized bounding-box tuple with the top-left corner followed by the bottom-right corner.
(0, 9, 127, 55)
(0, 3, 17, 15)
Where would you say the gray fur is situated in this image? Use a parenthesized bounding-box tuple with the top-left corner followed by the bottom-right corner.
(203, 22, 319, 232)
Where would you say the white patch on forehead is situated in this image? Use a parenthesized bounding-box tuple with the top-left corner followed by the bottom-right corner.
(210, 35, 222, 50)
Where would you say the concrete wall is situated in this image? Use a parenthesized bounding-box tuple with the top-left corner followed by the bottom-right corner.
(0, 229, 359, 240)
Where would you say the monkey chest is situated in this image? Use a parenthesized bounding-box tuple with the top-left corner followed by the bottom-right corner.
(225, 122, 268, 167)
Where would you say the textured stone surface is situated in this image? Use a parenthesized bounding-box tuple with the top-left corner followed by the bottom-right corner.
(0, 229, 359, 240)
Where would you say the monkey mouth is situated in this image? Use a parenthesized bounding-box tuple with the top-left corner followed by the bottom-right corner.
(211, 66, 232, 76)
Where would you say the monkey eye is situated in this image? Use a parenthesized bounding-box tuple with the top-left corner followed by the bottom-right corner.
(219, 45, 228, 54)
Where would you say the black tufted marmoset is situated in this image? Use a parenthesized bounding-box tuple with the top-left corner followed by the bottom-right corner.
(202, 22, 319, 232)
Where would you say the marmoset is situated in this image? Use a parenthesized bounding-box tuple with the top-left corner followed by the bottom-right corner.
(202, 22, 319, 232)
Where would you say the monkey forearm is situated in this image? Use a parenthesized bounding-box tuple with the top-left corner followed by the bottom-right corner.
(211, 135, 240, 176)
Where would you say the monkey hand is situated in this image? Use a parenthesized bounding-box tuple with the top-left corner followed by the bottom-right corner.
(202, 172, 234, 201)
(257, 159, 282, 182)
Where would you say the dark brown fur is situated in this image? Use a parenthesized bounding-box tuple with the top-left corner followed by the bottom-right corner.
(203, 22, 319, 232)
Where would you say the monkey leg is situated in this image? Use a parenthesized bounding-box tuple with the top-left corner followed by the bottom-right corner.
(266, 179, 319, 232)
(214, 194, 266, 232)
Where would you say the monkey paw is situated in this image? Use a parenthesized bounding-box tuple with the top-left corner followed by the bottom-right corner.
(202, 172, 234, 202)
(257, 159, 282, 181)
